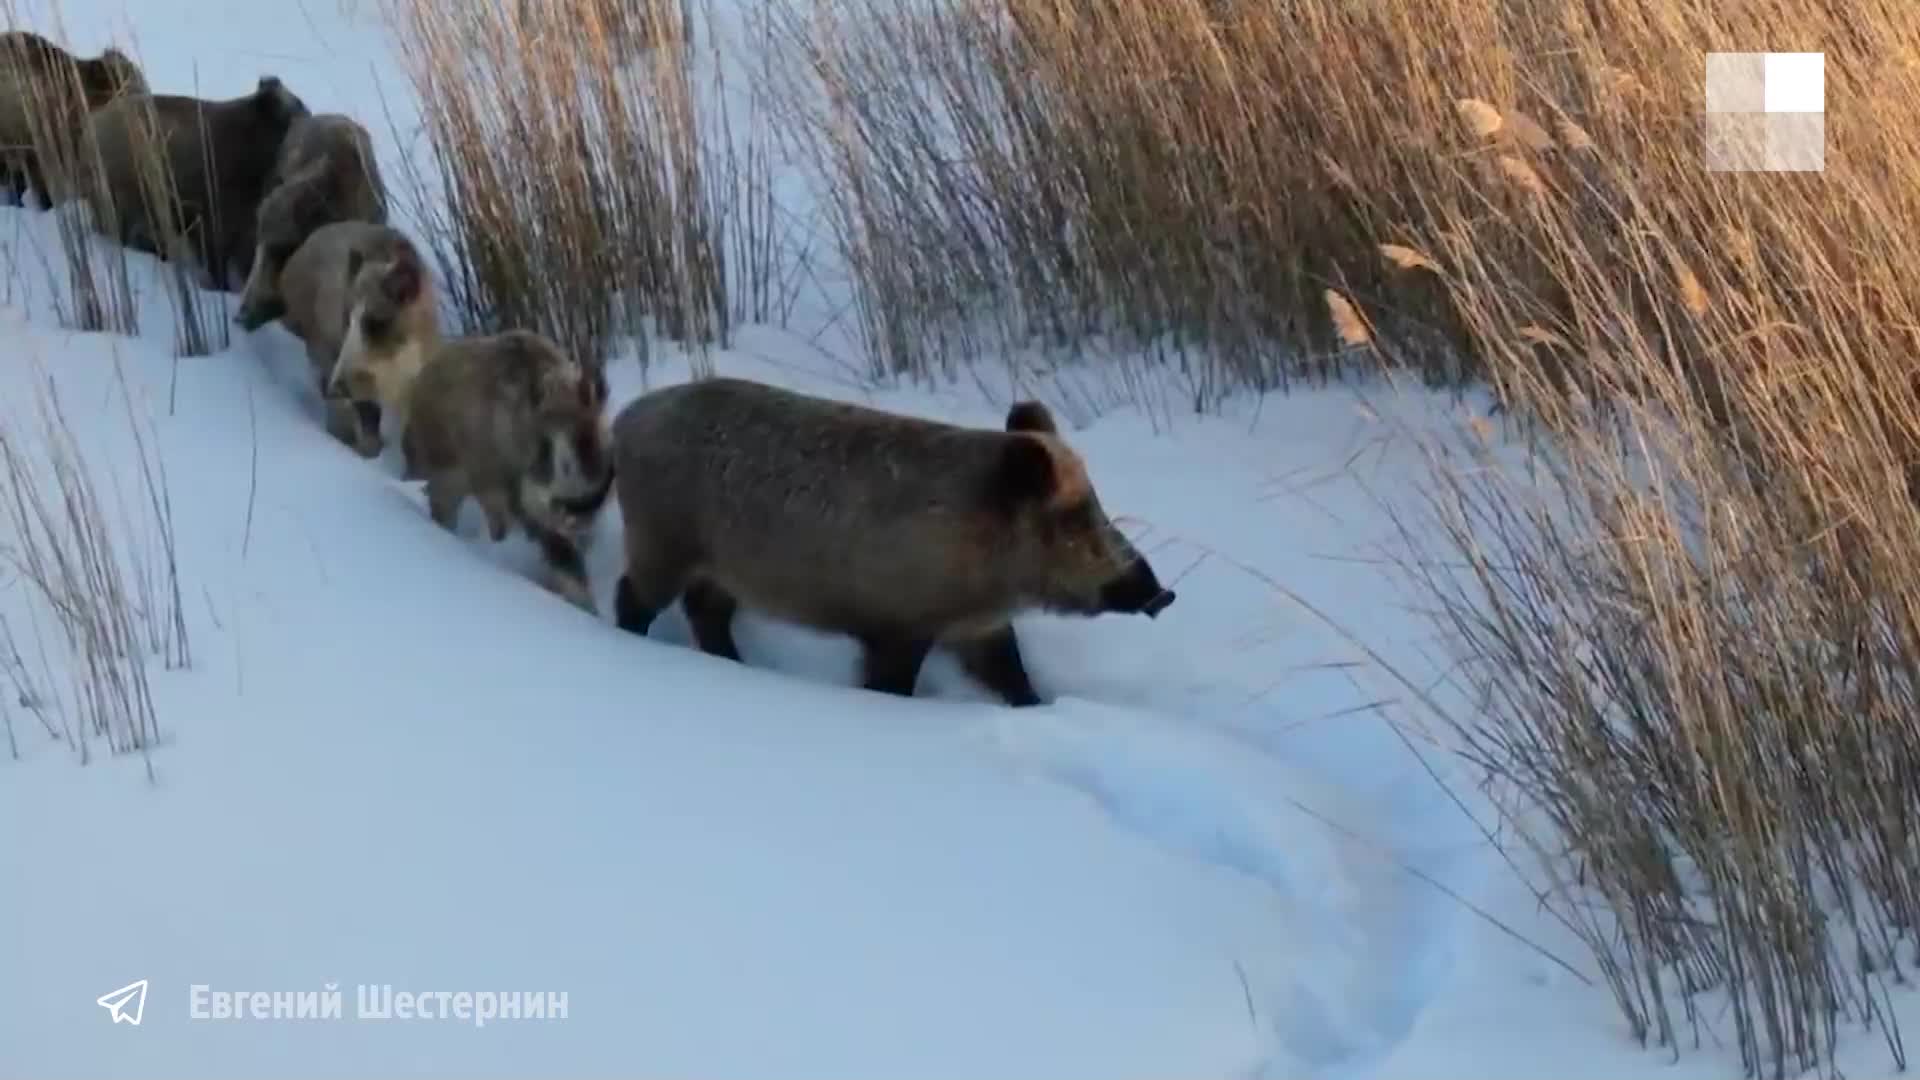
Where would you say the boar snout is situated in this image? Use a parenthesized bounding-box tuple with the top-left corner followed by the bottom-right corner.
(1099, 557, 1176, 618)
(233, 293, 283, 330)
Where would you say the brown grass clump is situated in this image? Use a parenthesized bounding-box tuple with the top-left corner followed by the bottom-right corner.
(2, 1, 229, 356)
(771, 0, 1542, 392)
(768, 0, 1920, 1074)
(530, 0, 695, 54)
(382, 0, 784, 370)
(1272, 6, 1916, 1080)
(86, 87, 232, 357)
(0, 1, 137, 335)
(0, 345, 189, 777)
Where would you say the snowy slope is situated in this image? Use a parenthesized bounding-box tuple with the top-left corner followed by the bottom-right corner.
(4, 2, 1911, 1080)
(0, 278, 1501, 1080)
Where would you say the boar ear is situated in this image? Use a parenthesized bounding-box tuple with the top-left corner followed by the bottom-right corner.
(1005, 400, 1058, 435)
(340, 250, 365, 296)
(380, 256, 421, 305)
(994, 434, 1058, 508)
(527, 357, 572, 413)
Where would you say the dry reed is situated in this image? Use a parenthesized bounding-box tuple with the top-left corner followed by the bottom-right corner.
(0, 346, 189, 778)
(381, 0, 788, 371)
(767, 0, 1920, 1074)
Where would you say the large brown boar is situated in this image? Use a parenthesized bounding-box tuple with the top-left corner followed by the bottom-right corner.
(81, 74, 308, 290)
(233, 112, 389, 329)
(271, 220, 438, 457)
(607, 378, 1177, 707)
(0, 31, 145, 208)
(398, 330, 614, 614)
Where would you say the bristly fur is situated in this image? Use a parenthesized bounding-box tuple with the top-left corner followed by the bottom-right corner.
(0, 32, 147, 209)
(233, 112, 390, 326)
(551, 462, 615, 519)
(607, 377, 1176, 706)
(269, 220, 439, 457)
(81, 74, 309, 290)
(330, 234, 438, 427)
(401, 329, 615, 614)
(1004, 400, 1059, 434)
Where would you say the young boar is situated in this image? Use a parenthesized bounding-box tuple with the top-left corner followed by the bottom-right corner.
(270, 220, 437, 457)
(233, 112, 389, 328)
(397, 330, 614, 614)
(81, 74, 308, 289)
(608, 378, 1176, 707)
(0, 32, 146, 208)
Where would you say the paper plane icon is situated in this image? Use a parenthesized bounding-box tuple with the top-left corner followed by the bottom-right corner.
(97, 979, 148, 1026)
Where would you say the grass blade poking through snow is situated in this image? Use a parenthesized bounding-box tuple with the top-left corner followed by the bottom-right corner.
(0, 342, 189, 778)
(0, 0, 139, 335)
(100, 78, 231, 358)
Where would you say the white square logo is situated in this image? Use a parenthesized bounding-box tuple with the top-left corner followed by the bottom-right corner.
(1704, 52, 1825, 172)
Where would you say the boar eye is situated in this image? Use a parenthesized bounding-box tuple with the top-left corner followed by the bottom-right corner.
(1048, 504, 1101, 550)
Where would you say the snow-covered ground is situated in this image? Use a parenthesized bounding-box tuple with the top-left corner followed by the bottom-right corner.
(0, 2, 1910, 1079)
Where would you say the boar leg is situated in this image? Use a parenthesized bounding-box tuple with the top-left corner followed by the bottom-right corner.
(950, 626, 1043, 708)
(322, 397, 381, 458)
(202, 214, 237, 291)
(859, 634, 932, 698)
(424, 471, 469, 532)
(520, 513, 596, 615)
(22, 155, 49, 209)
(476, 488, 514, 543)
(399, 424, 427, 481)
(613, 540, 693, 639)
(680, 579, 742, 661)
(2, 158, 24, 205)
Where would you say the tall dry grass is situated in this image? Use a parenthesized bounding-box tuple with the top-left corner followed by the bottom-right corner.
(771, 0, 1487, 392)
(0, 1, 138, 334)
(1298, 6, 1910, 1080)
(0, 345, 189, 778)
(0, 9, 204, 776)
(89, 84, 233, 358)
(768, 0, 1903, 398)
(1, 2, 230, 356)
(769, 0, 1920, 1074)
(382, 0, 791, 371)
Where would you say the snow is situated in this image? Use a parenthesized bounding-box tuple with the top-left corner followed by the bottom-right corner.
(0, 301, 1480, 1080)
(0, 1, 1910, 1079)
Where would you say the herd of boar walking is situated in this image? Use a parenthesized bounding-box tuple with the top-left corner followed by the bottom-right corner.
(0, 31, 1178, 707)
